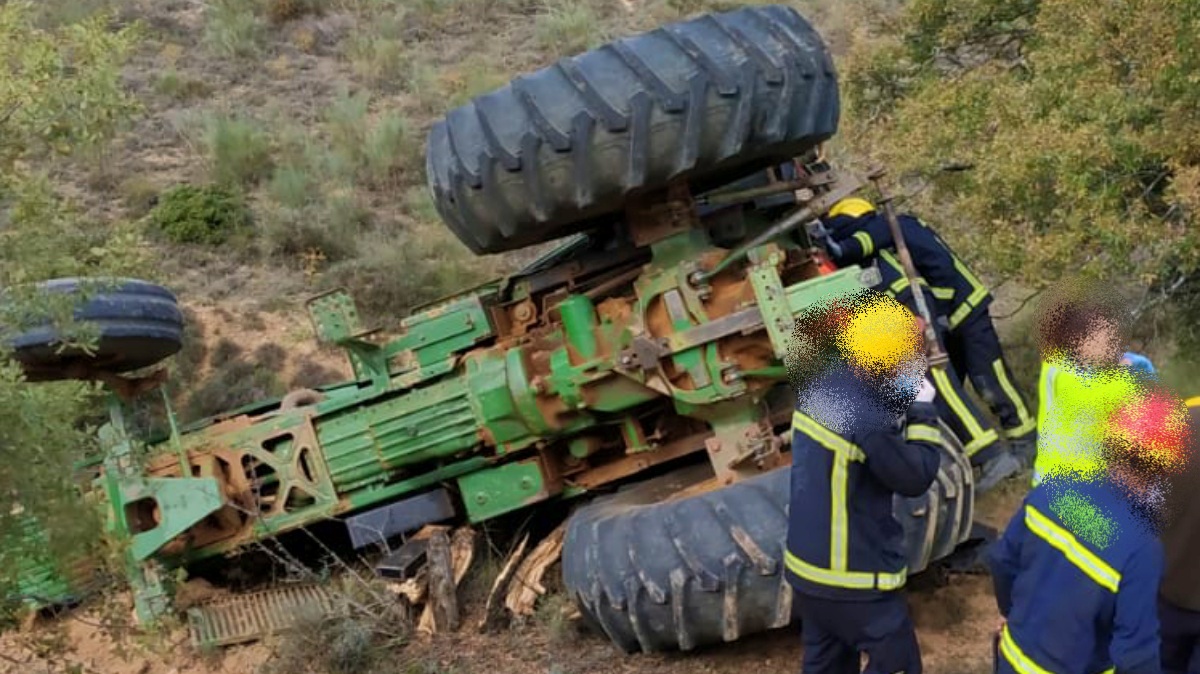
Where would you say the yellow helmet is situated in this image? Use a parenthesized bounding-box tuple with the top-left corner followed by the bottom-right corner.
(837, 294, 922, 376)
(828, 197, 876, 219)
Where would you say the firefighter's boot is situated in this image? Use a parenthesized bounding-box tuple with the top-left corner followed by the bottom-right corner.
(976, 450, 1022, 493)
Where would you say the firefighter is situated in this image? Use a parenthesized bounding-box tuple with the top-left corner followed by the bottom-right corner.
(986, 388, 1187, 674)
(821, 198, 1038, 470)
(785, 289, 942, 673)
(1033, 288, 1147, 487)
(811, 223, 1022, 492)
(1158, 398, 1200, 674)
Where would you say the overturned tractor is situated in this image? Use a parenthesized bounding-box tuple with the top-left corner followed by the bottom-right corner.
(7, 5, 978, 655)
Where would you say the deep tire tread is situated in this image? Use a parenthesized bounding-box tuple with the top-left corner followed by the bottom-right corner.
(427, 4, 840, 254)
(562, 423, 975, 654)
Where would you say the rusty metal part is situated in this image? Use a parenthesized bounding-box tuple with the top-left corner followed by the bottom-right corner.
(569, 429, 711, 490)
(186, 583, 339, 648)
(691, 171, 866, 284)
(626, 181, 701, 248)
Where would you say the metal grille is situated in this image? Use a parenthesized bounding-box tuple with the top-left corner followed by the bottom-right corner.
(187, 584, 338, 648)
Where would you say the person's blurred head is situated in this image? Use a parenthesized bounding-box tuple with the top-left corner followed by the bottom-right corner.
(1101, 387, 1192, 508)
(787, 288, 927, 430)
(1036, 281, 1128, 369)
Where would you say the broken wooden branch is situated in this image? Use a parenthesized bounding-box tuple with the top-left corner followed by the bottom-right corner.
(478, 532, 530, 634)
(505, 522, 567, 619)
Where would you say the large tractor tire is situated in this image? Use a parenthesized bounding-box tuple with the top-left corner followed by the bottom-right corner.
(426, 4, 839, 255)
(561, 421, 975, 654)
(3, 278, 184, 382)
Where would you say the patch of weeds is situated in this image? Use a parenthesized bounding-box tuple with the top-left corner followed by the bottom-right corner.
(662, 0, 741, 17)
(148, 184, 252, 246)
(268, 164, 315, 209)
(363, 111, 416, 188)
(155, 70, 212, 102)
(436, 54, 509, 109)
(263, 580, 411, 674)
(254, 343, 288, 371)
(212, 338, 244, 363)
(204, 0, 265, 59)
(345, 33, 409, 91)
(402, 186, 441, 224)
(290, 361, 344, 389)
(324, 224, 499, 323)
(533, 0, 606, 56)
(184, 360, 286, 421)
(264, 0, 325, 24)
(536, 592, 579, 648)
(118, 176, 160, 219)
(259, 195, 365, 263)
(324, 91, 371, 179)
(404, 59, 444, 116)
(202, 114, 275, 187)
(31, 0, 115, 27)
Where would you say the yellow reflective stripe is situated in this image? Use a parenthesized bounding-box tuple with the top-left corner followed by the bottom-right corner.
(931, 286, 956, 300)
(1000, 624, 1053, 674)
(889, 276, 910, 294)
(954, 256, 990, 307)
(993, 358, 1035, 432)
(784, 551, 907, 591)
(831, 447, 850, 569)
(1187, 396, 1200, 408)
(853, 230, 874, 256)
(792, 412, 865, 462)
(1006, 416, 1038, 438)
(964, 428, 1000, 456)
(792, 412, 863, 571)
(930, 368, 990, 445)
(1024, 505, 1121, 593)
(905, 424, 943, 445)
(948, 301, 974, 329)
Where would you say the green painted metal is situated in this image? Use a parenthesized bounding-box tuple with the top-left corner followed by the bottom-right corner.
(49, 164, 885, 628)
(457, 459, 547, 523)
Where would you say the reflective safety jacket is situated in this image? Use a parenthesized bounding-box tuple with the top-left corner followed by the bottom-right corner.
(785, 366, 943, 601)
(1034, 358, 1141, 486)
(987, 478, 1163, 674)
(870, 248, 954, 323)
(869, 251, 1000, 457)
(828, 213, 992, 331)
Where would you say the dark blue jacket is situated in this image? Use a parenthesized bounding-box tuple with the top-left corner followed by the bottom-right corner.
(870, 247, 955, 323)
(786, 365, 943, 601)
(987, 478, 1163, 674)
(828, 213, 992, 330)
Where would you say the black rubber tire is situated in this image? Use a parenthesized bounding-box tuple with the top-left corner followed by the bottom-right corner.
(4, 278, 184, 381)
(561, 421, 974, 654)
(426, 4, 839, 255)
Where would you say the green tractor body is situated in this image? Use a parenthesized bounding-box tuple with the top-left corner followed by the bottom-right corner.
(6, 5, 981, 654)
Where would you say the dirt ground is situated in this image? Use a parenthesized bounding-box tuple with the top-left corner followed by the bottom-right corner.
(0, 475, 1027, 674)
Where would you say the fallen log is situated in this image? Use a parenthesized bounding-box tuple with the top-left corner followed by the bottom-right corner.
(415, 526, 476, 635)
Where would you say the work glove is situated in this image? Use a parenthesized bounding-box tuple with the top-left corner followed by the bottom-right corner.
(916, 377, 937, 403)
(809, 220, 844, 259)
(1121, 351, 1156, 377)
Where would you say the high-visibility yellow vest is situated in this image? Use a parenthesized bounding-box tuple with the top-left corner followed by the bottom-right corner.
(1034, 358, 1140, 485)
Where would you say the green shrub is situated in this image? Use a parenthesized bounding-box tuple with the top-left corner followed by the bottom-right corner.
(202, 114, 274, 187)
(363, 112, 415, 187)
(204, 0, 264, 58)
(534, 0, 605, 56)
(268, 164, 314, 209)
(148, 184, 251, 245)
(154, 70, 212, 101)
